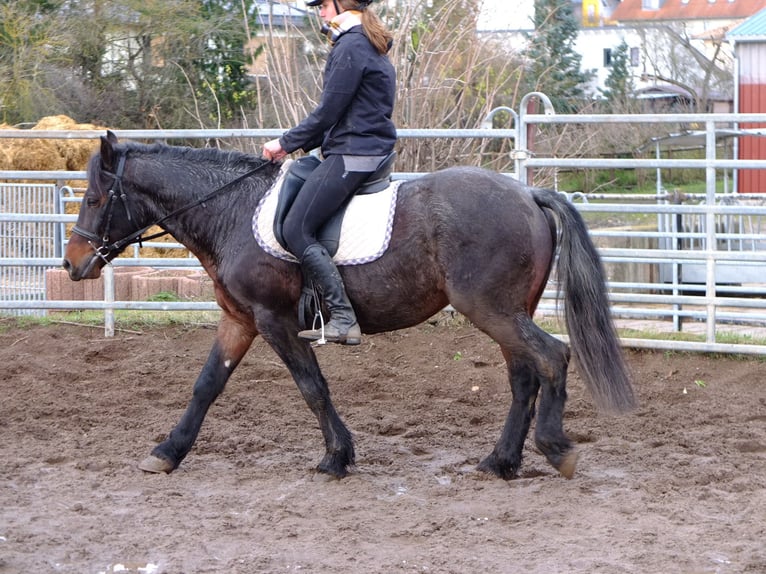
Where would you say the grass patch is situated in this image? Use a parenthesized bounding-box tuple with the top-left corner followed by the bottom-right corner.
(3, 310, 765, 354)
(147, 291, 182, 302)
(561, 175, 731, 230)
(0, 309, 221, 333)
(618, 327, 766, 347)
(535, 316, 766, 348)
(559, 170, 729, 197)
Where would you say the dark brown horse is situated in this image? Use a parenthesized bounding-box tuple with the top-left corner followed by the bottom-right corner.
(63, 131, 635, 480)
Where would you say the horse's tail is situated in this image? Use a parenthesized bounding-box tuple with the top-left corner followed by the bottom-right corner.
(531, 187, 637, 414)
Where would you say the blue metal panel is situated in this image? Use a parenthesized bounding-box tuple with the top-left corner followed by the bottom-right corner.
(728, 7, 766, 40)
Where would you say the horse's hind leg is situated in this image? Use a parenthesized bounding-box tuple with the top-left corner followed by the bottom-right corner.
(533, 338, 578, 479)
(139, 314, 256, 473)
(476, 314, 574, 479)
(477, 352, 540, 479)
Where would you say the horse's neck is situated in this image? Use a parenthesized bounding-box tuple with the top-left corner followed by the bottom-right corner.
(131, 157, 269, 262)
(126, 159, 211, 254)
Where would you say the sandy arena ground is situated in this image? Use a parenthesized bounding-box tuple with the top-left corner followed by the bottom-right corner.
(1, 319, 765, 573)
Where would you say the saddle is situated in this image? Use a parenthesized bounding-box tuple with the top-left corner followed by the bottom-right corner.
(273, 151, 397, 257)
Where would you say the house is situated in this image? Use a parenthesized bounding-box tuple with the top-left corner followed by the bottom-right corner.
(478, 0, 640, 99)
(253, 0, 309, 28)
(572, 0, 642, 99)
(247, 1, 312, 78)
(610, 0, 766, 110)
(478, 0, 766, 108)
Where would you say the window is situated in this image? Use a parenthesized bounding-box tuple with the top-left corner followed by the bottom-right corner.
(604, 48, 612, 67)
(630, 47, 640, 67)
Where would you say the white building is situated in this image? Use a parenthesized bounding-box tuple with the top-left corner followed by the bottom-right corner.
(478, 0, 766, 107)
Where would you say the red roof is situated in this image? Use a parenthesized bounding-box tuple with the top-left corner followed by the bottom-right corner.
(612, 0, 766, 22)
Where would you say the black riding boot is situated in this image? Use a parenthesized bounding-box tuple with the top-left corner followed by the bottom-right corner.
(298, 244, 362, 345)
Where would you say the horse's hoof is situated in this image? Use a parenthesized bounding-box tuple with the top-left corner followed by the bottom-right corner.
(477, 454, 519, 480)
(557, 448, 578, 479)
(138, 455, 174, 474)
(316, 462, 348, 480)
(312, 470, 343, 483)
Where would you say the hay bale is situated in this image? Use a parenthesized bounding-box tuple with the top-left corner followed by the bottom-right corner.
(0, 115, 104, 173)
(0, 124, 16, 170)
(32, 115, 102, 170)
(9, 138, 67, 171)
(0, 145, 12, 170)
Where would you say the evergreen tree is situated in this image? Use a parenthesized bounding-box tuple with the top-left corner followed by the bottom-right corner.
(600, 40, 635, 109)
(524, 0, 592, 113)
(186, 0, 259, 123)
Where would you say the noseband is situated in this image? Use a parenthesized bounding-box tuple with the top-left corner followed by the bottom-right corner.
(71, 150, 273, 261)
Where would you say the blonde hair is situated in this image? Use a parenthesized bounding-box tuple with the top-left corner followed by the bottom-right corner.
(339, 0, 393, 55)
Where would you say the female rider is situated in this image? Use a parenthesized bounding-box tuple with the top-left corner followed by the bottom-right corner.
(262, 0, 396, 345)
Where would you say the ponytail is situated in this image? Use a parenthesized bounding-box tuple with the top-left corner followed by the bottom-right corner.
(337, 0, 392, 55)
(360, 8, 393, 55)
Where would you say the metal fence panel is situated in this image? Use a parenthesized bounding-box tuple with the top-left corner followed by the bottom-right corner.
(1, 118, 766, 354)
(657, 194, 766, 283)
(0, 183, 58, 316)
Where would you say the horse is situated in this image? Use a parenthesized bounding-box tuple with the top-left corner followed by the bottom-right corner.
(63, 131, 636, 481)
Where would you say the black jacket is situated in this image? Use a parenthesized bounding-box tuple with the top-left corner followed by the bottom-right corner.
(279, 26, 396, 157)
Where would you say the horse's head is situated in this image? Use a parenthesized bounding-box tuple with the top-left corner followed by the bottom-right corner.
(63, 130, 139, 280)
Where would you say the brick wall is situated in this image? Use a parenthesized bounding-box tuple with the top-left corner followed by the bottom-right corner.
(46, 268, 215, 304)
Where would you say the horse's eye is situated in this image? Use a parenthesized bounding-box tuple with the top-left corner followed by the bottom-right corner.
(86, 197, 100, 208)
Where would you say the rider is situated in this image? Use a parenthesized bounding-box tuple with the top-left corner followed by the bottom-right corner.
(262, 0, 396, 346)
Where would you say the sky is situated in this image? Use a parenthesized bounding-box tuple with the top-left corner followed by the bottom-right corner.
(476, 0, 535, 32)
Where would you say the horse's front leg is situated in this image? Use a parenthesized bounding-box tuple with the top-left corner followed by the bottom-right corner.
(259, 315, 355, 479)
(139, 315, 256, 473)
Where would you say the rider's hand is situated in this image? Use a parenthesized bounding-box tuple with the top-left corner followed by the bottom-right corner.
(263, 139, 287, 162)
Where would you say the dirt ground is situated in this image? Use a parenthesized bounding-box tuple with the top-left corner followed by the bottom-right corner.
(1, 317, 765, 574)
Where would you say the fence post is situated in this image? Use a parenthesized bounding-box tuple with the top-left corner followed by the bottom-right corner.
(104, 265, 115, 337)
(704, 121, 718, 343)
(516, 92, 555, 185)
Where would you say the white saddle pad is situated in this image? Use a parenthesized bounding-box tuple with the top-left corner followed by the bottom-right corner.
(252, 161, 401, 266)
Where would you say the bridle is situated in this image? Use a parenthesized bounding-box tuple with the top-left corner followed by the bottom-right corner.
(72, 153, 135, 261)
(72, 150, 273, 262)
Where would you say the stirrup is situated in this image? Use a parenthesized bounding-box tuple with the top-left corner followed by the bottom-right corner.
(304, 309, 328, 345)
(298, 315, 362, 345)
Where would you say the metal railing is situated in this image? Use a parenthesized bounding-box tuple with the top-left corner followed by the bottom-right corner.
(1, 109, 765, 354)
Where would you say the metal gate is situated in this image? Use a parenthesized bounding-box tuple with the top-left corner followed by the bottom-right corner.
(658, 193, 766, 284)
(0, 183, 59, 316)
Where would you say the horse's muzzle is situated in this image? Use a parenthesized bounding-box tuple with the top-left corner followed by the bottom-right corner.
(63, 233, 108, 281)
(62, 252, 103, 281)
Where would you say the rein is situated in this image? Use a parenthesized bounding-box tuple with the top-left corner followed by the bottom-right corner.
(73, 152, 273, 260)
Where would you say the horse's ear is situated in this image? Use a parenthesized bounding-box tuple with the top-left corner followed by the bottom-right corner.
(100, 131, 118, 172)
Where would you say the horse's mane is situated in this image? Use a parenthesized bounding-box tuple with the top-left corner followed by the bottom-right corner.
(88, 139, 279, 195)
(121, 140, 267, 172)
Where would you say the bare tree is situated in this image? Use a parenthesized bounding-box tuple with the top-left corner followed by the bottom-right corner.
(636, 23, 733, 111)
(0, 1, 71, 124)
(254, 0, 525, 173)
